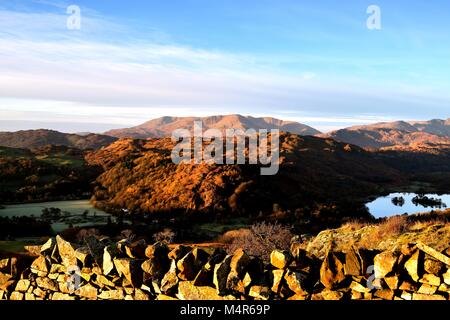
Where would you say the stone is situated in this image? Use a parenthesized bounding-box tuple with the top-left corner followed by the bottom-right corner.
(160, 260, 179, 293)
(270, 250, 292, 269)
(125, 239, 147, 259)
(213, 255, 232, 295)
(56, 235, 78, 268)
(344, 247, 362, 276)
(33, 287, 47, 299)
(419, 273, 441, 287)
(400, 243, 417, 256)
(176, 251, 197, 281)
(168, 245, 191, 260)
(113, 258, 143, 287)
(145, 243, 169, 259)
(404, 250, 421, 282)
(0, 259, 8, 271)
(40, 238, 56, 256)
(75, 247, 91, 265)
(438, 283, 450, 293)
(95, 275, 115, 288)
(0, 272, 12, 287)
(284, 270, 309, 295)
(417, 242, 450, 266)
(242, 272, 253, 288)
(124, 286, 134, 295)
(321, 289, 344, 300)
(400, 291, 412, 300)
(30, 256, 48, 277)
(288, 293, 308, 300)
(36, 277, 58, 291)
(103, 244, 119, 275)
(418, 284, 437, 295)
(351, 290, 364, 300)
(384, 276, 400, 290)
(10, 292, 24, 300)
(373, 289, 394, 300)
(230, 249, 251, 275)
(142, 246, 170, 279)
(25, 293, 35, 300)
(49, 264, 66, 274)
(249, 286, 271, 300)
(444, 269, 450, 285)
(76, 284, 98, 299)
(134, 288, 150, 300)
(84, 236, 105, 266)
(412, 293, 446, 300)
(271, 269, 285, 294)
(156, 294, 178, 300)
(226, 249, 251, 292)
(424, 258, 445, 275)
(24, 246, 42, 256)
(98, 289, 124, 300)
(52, 292, 75, 300)
(374, 251, 397, 279)
(349, 281, 371, 293)
(399, 281, 418, 292)
(15, 279, 31, 292)
(177, 281, 236, 300)
(320, 250, 346, 289)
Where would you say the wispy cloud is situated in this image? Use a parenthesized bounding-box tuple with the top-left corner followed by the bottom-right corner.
(0, 4, 449, 133)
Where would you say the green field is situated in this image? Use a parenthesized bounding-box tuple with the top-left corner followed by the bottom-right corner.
(36, 154, 85, 167)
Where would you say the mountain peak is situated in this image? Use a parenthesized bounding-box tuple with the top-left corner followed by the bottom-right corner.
(105, 115, 322, 138)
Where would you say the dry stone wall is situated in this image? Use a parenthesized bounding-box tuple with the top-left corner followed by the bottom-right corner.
(1, 235, 449, 300)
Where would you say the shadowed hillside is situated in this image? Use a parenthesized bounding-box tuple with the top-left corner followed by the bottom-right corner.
(87, 133, 404, 224)
(0, 129, 117, 150)
(320, 119, 450, 152)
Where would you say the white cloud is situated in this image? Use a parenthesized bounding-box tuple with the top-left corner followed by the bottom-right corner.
(0, 7, 450, 133)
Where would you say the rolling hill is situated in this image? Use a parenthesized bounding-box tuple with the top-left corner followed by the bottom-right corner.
(320, 118, 450, 151)
(0, 129, 117, 150)
(87, 133, 405, 223)
(104, 114, 321, 138)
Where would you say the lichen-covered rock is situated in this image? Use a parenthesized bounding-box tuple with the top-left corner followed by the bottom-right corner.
(374, 251, 398, 279)
(405, 250, 422, 282)
(98, 289, 124, 300)
(284, 270, 309, 295)
(103, 244, 119, 276)
(15, 279, 31, 292)
(320, 250, 346, 289)
(36, 277, 58, 292)
(213, 255, 232, 295)
(56, 236, 78, 268)
(160, 260, 179, 293)
(113, 258, 143, 287)
(270, 250, 292, 270)
(52, 292, 75, 300)
(30, 256, 49, 277)
(75, 247, 91, 266)
(177, 281, 236, 300)
(249, 285, 271, 300)
(344, 247, 362, 276)
(76, 284, 98, 299)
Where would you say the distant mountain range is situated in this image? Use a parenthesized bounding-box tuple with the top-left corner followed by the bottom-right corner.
(0, 129, 117, 150)
(1, 116, 450, 153)
(104, 114, 321, 138)
(320, 119, 450, 151)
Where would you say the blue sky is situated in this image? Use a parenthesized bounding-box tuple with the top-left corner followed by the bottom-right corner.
(0, 0, 449, 132)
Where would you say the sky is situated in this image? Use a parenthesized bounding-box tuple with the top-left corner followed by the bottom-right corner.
(0, 0, 449, 133)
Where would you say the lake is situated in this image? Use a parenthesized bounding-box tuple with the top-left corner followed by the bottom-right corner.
(366, 193, 450, 218)
(0, 200, 111, 233)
